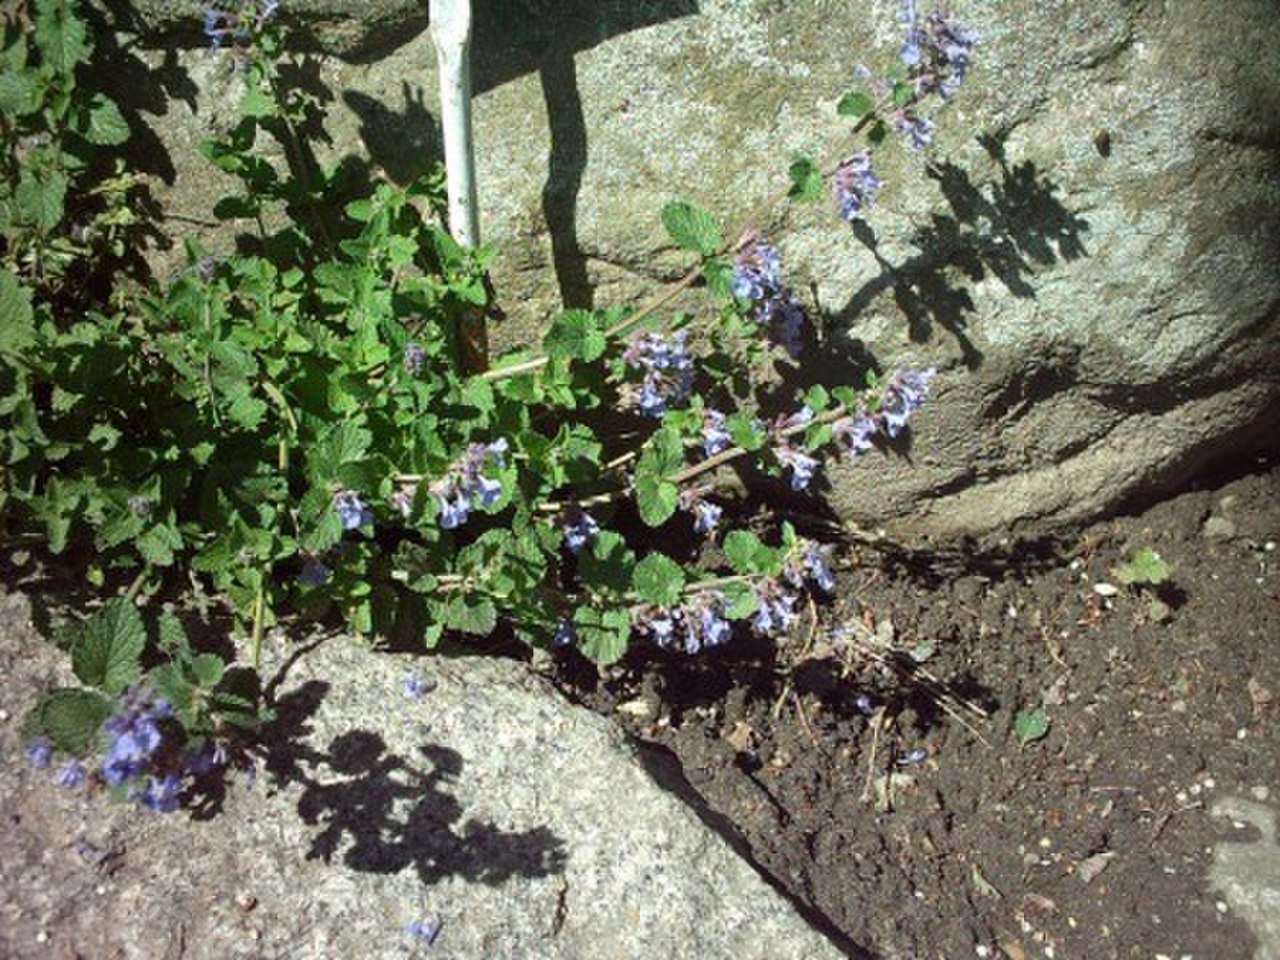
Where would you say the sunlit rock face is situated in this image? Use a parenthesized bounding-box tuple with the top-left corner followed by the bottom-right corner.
(117, 0, 1280, 541)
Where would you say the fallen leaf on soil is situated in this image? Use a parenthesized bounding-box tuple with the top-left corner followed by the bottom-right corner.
(725, 720, 755, 752)
(1076, 850, 1116, 885)
(998, 939, 1029, 960)
(1248, 677, 1274, 719)
(615, 698, 655, 718)
(971, 864, 1002, 899)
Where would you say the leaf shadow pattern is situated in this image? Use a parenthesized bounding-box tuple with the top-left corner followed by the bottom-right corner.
(835, 137, 1092, 370)
(256, 675, 567, 885)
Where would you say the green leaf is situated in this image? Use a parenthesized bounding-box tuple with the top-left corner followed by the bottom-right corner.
(635, 471, 680, 528)
(27, 688, 112, 755)
(579, 530, 636, 595)
(722, 581, 759, 620)
(442, 596, 497, 636)
(1014, 709, 1051, 746)
(240, 85, 277, 119)
(189, 652, 226, 688)
(661, 200, 723, 257)
(80, 93, 130, 146)
(633, 553, 686, 606)
(544, 309, 607, 363)
(136, 523, 183, 567)
(0, 270, 36, 357)
(34, 0, 91, 76)
(573, 607, 632, 665)
(893, 81, 915, 109)
(0, 71, 41, 116)
(1114, 548, 1170, 587)
(837, 91, 875, 117)
(68, 599, 146, 694)
(723, 530, 781, 576)
(787, 156, 824, 202)
(725, 413, 764, 452)
(14, 171, 67, 230)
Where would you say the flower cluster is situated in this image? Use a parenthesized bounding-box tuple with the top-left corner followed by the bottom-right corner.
(701, 408, 732, 457)
(833, 151, 883, 222)
(403, 341, 426, 376)
(203, 0, 279, 54)
(624, 331, 695, 418)
(634, 592, 733, 655)
(831, 367, 936, 458)
(899, 1, 980, 100)
(334, 490, 374, 531)
(769, 406, 819, 491)
(26, 686, 236, 813)
(430, 439, 508, 529)
(731, 238, 807, 357)
(561, 509, 600, 553)
(679, 485, 723, 535)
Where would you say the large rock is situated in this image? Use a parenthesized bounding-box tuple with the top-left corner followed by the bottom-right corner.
(112, 0, 1280, 542)
(0, 589, 850, 959)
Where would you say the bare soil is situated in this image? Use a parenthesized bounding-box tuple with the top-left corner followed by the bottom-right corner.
(559, 459, 1280, 959)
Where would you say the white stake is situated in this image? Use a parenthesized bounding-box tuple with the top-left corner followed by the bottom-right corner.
(431, 0, 479, 247)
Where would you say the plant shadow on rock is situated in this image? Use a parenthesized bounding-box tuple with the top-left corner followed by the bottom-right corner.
(832, 132, 1092, 373)
(255, 664, 567, 885)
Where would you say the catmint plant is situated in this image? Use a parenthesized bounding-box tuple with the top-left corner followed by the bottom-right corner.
(16, 0, 979, 805)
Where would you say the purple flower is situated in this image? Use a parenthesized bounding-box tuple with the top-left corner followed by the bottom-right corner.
(833, 151, 883, 222)
(133, 773, 183, 813)
(802, 543, 836, 593)
(562, 511, 599, 553)
(775, 444, 820, 491)
(431, 439, 508, 529)
(404, 919, 441, 946)
(298, 557, 331, 586)
(893, 110, 935, 152)
(624, 331, 694, 419)
(101, 687, 170, 787)
(404, 674, 434, 698)
(436, 493, 471, 530)
(637, 593, 731, 654)
(731, 238, 784, 301)
(184, 742, 228, 777)
(751, 581, 799, 635)
(731, 237, 809, 356)
(54, 760, 88, 789)
(697, 601, 732, 648)
(702, 408, 732, 457)
(898, 3, 979, 100)
(832, 413, 878, 458)
(900, 747, 929, 764)
(692, 499, 722, 534)
(403, 342, 426, 376)
(391, 484, 418, 519)
(26, 737, 53, 769)
(334, 491, 374, 531)
(880, 367, 936, 438)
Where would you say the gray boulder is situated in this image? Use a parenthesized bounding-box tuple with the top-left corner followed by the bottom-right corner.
(0, 589, 850, 959)
(114, 0, 1280, 541)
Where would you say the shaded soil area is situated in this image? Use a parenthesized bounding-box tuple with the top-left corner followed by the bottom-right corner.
(559, 460, 1280, 959)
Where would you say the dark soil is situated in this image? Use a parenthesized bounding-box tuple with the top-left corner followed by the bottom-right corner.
(558, 459, 1280, 959)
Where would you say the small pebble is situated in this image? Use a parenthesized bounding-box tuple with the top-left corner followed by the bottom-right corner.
(1216, 901, 1228, 914)
(1237, 728, 1249, 740)
(1250, 785, 1270, 802)
(36, 931, 48, 944)
(1202, 777, 1215, 790)
(1203, 515, 1236, 540)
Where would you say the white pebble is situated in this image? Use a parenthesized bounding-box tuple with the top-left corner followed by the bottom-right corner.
(1093, 582, 1119, 597)
(1190, 784, 1202, 797)
(1250, 785, 1270, 801)
(1202, 778, 1215, 790)
(976, 947, 992, 958)
(36, 931, 48, 944)
(1216, 901, 1229, 914)
(1175, 790, 1189, 803)
(1237, 728, 1249, 740)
